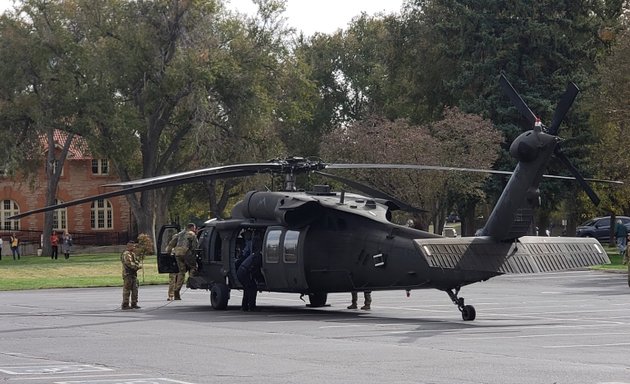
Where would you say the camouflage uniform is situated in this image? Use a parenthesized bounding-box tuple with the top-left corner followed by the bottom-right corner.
(121, 245, 142, 309)
(348, 291, 372, 310)
(166, 225, 199, 300)
(167, 273, 177, 301)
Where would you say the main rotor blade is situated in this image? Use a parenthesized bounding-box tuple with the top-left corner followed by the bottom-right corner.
(104, 163, 285, 188)
(555, 151, 600, 206)
(325, 163, 622, 184)
(315, 171, 427, 213)
(499, 74, 537, 126)
(9, 163, 283, 220)
(548, 82, 580, 136)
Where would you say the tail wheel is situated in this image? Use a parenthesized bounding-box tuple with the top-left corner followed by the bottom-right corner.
(308, 292, 327, 307)
(210, 283, 230, 310)
(461, 305, 476, 321)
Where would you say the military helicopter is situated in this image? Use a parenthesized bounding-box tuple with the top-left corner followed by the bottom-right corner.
(12, 75, 612, 321)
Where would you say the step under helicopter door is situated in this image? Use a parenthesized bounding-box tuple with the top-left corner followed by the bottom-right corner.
(262, 227, 308, 292)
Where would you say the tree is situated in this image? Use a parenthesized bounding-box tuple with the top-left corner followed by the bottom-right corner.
(321, 108, 502, 233)
(401, 0, 627, 232)
(587, 25, 630, 224)
(0, 0, 95, 255)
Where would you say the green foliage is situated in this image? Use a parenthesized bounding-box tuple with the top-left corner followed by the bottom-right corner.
(1, 0, 628, 236)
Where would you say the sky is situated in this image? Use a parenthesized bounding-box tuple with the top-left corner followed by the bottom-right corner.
(227, 0, 404, 36)
(0, 0, 405, 36)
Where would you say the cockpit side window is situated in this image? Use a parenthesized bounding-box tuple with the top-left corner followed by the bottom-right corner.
(198, 229, 211, 263)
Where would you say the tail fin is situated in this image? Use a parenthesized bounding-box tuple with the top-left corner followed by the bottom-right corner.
(478, 75, 596, 241)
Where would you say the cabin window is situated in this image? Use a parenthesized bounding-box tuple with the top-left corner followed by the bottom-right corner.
(1, 199, 20, 230)
(90, 199, 113, 229)
(45, 159, 64, 176)
(283, 230, 299, 263)
(198, 229, 211, 262)
(211, 230, 222, 261)
(265, 229, 282, 263)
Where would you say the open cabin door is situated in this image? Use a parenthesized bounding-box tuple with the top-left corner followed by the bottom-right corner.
(157, 224, 180, 273)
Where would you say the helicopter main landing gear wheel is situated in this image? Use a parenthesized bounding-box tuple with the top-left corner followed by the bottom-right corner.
(307, 292, 328, 307)
(447, 287, 476, 321)
(210, 282, 230, 310)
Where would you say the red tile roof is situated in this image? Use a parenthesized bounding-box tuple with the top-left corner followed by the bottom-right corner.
(44, 130, 92, 160)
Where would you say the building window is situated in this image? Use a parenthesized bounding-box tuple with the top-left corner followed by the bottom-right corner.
(91, 199, 113, 229)
(46, 159, 63, 176)
(92, 159, 109, 175)
(1, 199, 20, 231)
(52, 199, 67, 231)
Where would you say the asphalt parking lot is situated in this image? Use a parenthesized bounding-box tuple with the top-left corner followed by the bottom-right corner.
(0, 270, 628, 384)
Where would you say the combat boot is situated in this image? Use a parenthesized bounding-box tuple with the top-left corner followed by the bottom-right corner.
(174, 291, 181, 300)
(121, 304, 131, 310)
(347, 303, 357, 309)
(360, 304, 371, 310)
(167, 295, 174, 301)
(131, 303, 141, 309)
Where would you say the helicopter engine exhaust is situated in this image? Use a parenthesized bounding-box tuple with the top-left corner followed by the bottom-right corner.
(233, 191, 322, 228)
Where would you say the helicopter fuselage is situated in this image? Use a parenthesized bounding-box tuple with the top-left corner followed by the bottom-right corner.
(157, 189, 502, 309)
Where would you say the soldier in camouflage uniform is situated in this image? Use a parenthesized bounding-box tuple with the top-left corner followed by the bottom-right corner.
(165, 223, 199, 301)
(348, 291, 372, 310)
(121, 241, 142, 310)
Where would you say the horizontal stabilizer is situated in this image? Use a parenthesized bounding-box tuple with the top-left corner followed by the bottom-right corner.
(414, 236, 609, 274)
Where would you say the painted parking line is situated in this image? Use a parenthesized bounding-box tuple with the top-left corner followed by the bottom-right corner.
(0, 364, 197, 384)
(55, 379, 196, 384)
(0, 364, 112, 375)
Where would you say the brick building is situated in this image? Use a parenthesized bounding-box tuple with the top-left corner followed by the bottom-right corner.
(0, 130, 131, 250)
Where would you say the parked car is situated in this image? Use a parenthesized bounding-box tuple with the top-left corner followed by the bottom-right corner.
(446, 213, 460, 223)
(442, 226, 458, 238)
(575, 216, 630, 242)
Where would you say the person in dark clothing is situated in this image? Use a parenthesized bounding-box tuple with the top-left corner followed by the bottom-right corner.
(237, 235, 263, 311)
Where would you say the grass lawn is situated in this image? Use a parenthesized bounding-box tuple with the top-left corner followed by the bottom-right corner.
(0, 253, 169, 291)
(0, 247, 625, 291)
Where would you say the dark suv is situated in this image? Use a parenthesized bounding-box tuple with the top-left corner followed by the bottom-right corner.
(575, 216, 630, 242)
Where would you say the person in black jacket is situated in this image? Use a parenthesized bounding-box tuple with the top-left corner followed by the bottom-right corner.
(237, 235, 263, 311)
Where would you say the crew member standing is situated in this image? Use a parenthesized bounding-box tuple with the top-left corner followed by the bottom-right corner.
(0, 237, 3, 260)
(50, 231, 59, 260)
(165, 223, 199, 301)
(348, 291, 372, 310)
(237, 237, 263, 311)
(121, 241, 142, 310)
(615, 219, 628, 259)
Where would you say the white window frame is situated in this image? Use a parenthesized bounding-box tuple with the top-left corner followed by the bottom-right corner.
(91, 159, 109, 175)
(52, 199, 67, 231)
(91, 199, 113, 229)
(1, 199, 20, 231)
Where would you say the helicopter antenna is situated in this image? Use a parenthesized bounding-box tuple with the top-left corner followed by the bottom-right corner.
(284, 172, 296, 191)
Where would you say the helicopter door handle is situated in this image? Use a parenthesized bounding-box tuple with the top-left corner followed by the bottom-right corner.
(373, 253, 385, 267)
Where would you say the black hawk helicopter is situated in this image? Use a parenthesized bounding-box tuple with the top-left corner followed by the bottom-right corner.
(12, 75, 612, 321)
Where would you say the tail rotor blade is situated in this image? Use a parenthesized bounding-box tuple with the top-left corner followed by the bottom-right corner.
(548, 82, 580, 135)
(500, 74, 537, 126)
(555, 151, 600, 206)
